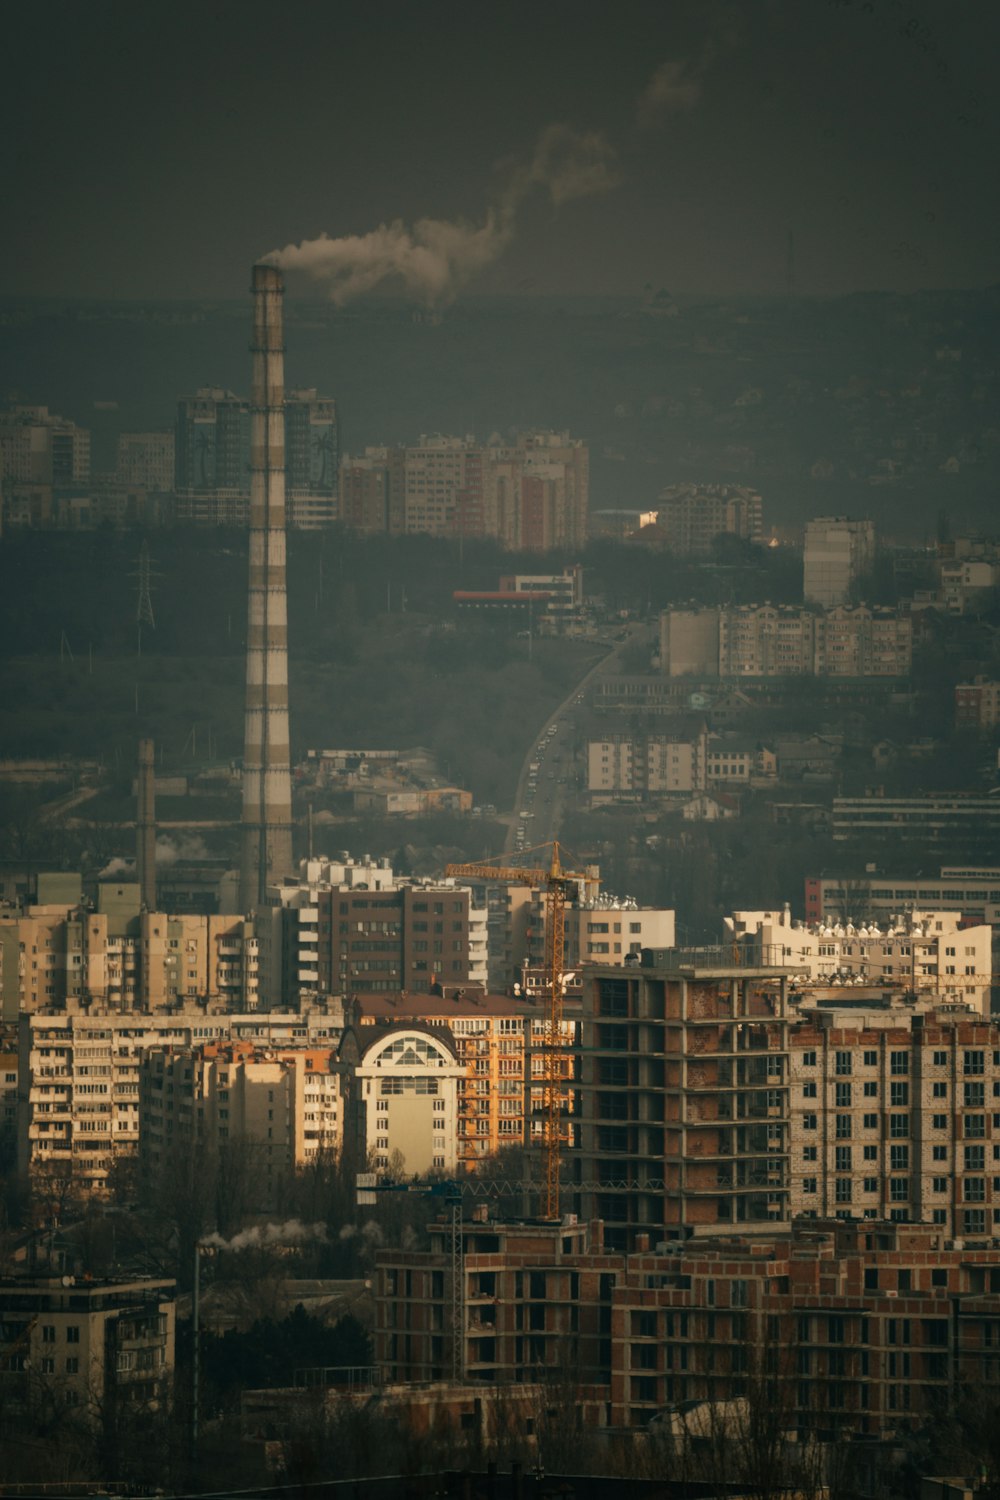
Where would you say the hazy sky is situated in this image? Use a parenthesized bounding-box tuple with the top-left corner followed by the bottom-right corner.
(5, 0, 999, 301)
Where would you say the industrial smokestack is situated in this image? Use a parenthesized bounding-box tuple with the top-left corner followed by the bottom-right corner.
(239, 264, 293, 912)
(137, 737, 156, 910)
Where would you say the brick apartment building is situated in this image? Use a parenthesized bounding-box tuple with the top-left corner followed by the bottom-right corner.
(373, 1214, 1000, 1435)
(572, 957, 793, 1251)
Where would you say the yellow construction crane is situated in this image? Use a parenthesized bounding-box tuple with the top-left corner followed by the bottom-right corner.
(445, 840, 588, 1221)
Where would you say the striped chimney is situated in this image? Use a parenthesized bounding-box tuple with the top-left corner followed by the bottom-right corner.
(239, 263, 293, 911)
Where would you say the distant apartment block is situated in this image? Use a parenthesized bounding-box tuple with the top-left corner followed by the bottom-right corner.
(660, 604, 911, 679)
(454, 565, 584, 629)
(115, 430, 175, 490)
(267, 857, 489, 1001)
(803, 516, 875, 606)
(340, 1013, 465, 1173)
(339, 432, 589, 550)
(0, 405, 90, 487)
(955, 677, 1000, 730)
(806, 868, 1000, 927)
(586, 728, 774, 802)
(831, 793, 1000, 850)
(656, 482, 763, 556)
(19, 1005, 343, 1194)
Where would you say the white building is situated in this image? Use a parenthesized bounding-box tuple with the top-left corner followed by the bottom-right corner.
(803, 516, 875, 606)
(726, 907, 992, 1014)
(341, 1024, 463, 1176)
(565, 899, 675, 965)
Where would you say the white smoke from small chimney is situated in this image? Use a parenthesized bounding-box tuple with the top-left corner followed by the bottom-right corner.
(265, 122, 618, 307)
(200, 1219, 327, 1252)
(98, 857, 133, 879)
(156, 833, 211, 866)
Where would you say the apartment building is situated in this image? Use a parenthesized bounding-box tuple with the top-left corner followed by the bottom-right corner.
(803, 516, 875, 606)
(18, 1004, 343, 1194)
(587, 726, 707, 801)
(787, 1010, 1000, 1235)
(831, 794, 1000, 850)
(955, 677, 1000, 730)
(139, 1042, 342, 1195)
(374, 1213, 1000, 1436)
(656, 483, 763, 556)
(563, 900, 675, 966)
(0, 1276, 174, 1424)
(347, 992, 575, 1170)
(806, 867, 1000, 927)
(339, 1021, 463, 1176)
(0, 405, 90, 488)
(728, 907, 992, 1013)
(574, 957, 793, 1251)
(660, 604, 911, 679)
(0, 885, 260, 1017)
(115, 431, 175, 491)
(338, 432, 588, 550)
(268, 859, 488, 1003)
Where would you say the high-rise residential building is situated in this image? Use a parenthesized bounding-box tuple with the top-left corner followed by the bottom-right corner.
(115, 430, 175, 491)
(0, 405, 90, 488)
(19, 1004, 343, 1194)
(787, 1009, 1000, 1234)
(337, 432, 589, 549)
(268, 857, 489, 1002)
(656, 482, 763, 556)
(284, 388, 338, 493)
(139, 1040, 342, 1192)
(174, 388, 249, 492)
(339, 1018, 464, 1175)
(575, 957, 794, 1251)
(803, 516, 875, 606)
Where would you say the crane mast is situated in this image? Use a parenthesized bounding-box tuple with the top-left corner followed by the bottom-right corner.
(446, 841, 584, 1220)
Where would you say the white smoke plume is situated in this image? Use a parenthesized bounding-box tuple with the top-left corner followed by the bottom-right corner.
(155, 832, 211, 866)
(264, 122, 618, 307)
(98, 857, 133, 879)
(637, 6, 741, 128)
(201, 1219, 327, 1252)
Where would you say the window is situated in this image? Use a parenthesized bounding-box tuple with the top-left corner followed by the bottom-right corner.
(802, 1081, 817, 1098)
(835, 1115, 852, 1139)
(835, 1051, 852, 1076)
(965, 1145, 985, 1171)
(933, 1115, 947, 1130)
(803, 1177, 817, 1194)
(66, 1326, 79, 1343)
(933, 1081, 947, 1099)
(802, 1051, 817, 1067)
(890, 1178, 909, 1202)
(803, 1145, 818, 1161)
(890, 1052, 909, 1075)
(965, 1082, 986, 1109)
(933, 1145, 948, 1162)
(835, 1179, 852, 1203)
(835, 1145, 852, 1171)
(933, 1177, 948, 1192)
(863, 1113, 878, 1130)
(890, 1082, 909, 1107)
(965, 1179, 986, 1203)
(835, 1082, 851, 1107)
(803, 1113, 817, 1131)
(967, 1115, 986, 1139)
(864, 1177, 879, 1193)
(933, 1051, 948, 1066)
(65, 1357, 79, 1374)
(863, 1081, 878, 1098)
(864, 1144, 878, 1161)
(863, 1050, 878, 1067)
(889, 1114, 909, 1138)
(965, 1051, 985, 1075)
(42, 1326, 55, 1343)
(890, 1145, 909, 1170)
